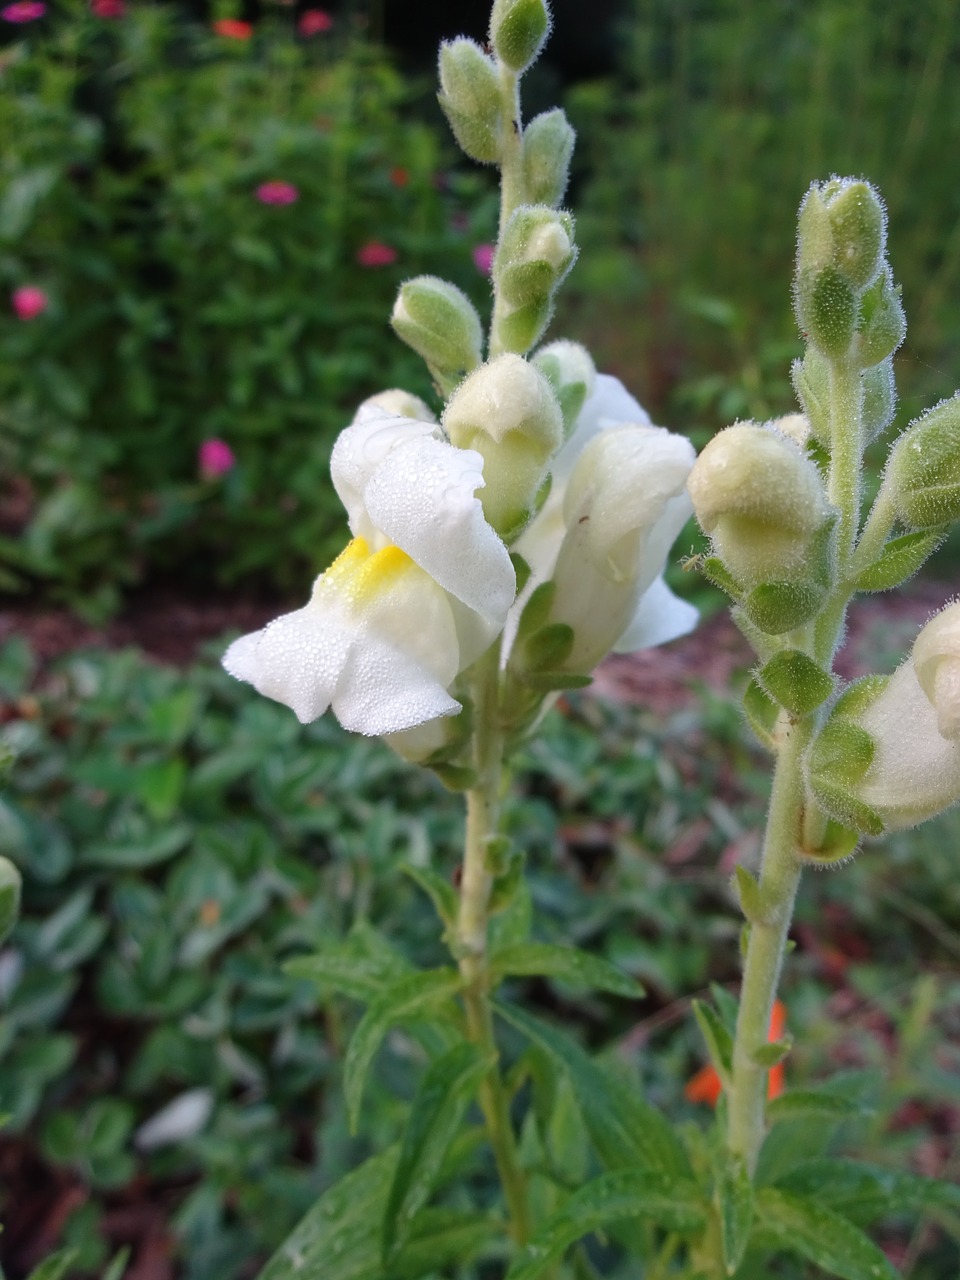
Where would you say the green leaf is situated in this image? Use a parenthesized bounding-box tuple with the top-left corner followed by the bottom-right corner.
(344, 969, 463, 1131)
(391, 1208, 499, 1279)
(382, 1043, 493, 1263)
(25, 1251, 81, 1280)
(752, 1036, 793, 1068)
(258, 1148, 396, 1280)
(692, 999, 733, 1081)
(284, 928, 413, 1003)
(505, 1171, 706, 1280)
(134, 758, 187, 822)
(494, 1002, 690, 1178)
(400, 863, 459, 928)
(102, 1248, 132, 1280)
(80, 823, 193, 869)
(853, 529, 943, 592)
(776, 1158, 960, 1223)
(716, 1155, 753, 1276)
(758, 649, 835, 716)
(490, 942, 643, 998)
(754, 1188, 898, 1280)
(732, 864, 770, 925)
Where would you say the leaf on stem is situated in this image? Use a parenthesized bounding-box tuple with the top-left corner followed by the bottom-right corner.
(753, 1188, 899, 1280)
(853, 529, 944, 592)
(775, 1157, 960, 1223)
(489, 942, 643, 998)
(716, 1154, 754, 1276)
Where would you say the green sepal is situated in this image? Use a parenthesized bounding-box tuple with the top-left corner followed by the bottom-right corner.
(808, 778, 884, 838)
(799, 265, 857, 358)
(733, 863, 772, 925)
(499, 260, 561, 309)
(810, 716, 875, 778)
(861, 359, 895, 440)
(401, 863, 458, 929)
(515, 579, 554, 638)
(742, 679, 779, 751)
(801, 818, 861, 865)
(754, 1188, 898, 1280)
(381, 1043, 494, 1264)
(833, 673, 889, 719)
(716, 1155, 754, 1276)
(691, 999, 733, 1083)
(853, 528, 944, 592)
(0, 856, 22, 946)
(743, 580, 824, 635)
(758, 649, 835, 716)
(792, 349, 830, 446)
(521, 622, 575, 673)
(701, 555, 742, 600)
(489, 941, 643, 998)
(430, 762, 478, 792)
(488, 850, 526, 916)
(856, 267, 904, 366)
(497, 298, 553, 355)
(510, 551, 532, 596)
(752, 1035, 793, 1068)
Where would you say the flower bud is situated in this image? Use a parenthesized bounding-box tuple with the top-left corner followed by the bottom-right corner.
(353, 388, 436, 424)
(493, 205, 577, 354)
(391, 276, 483, 382)
(444, 354, 563, 538)
(531, 339, 595, 437)
(887, 394, 960, 529)
(688, 422, 833, 589)
(522, 108, 575, 207)
(795, 264, 857, 358)
(857, 267, 905, 367)
(438, 38, 503, 164)
(490, 0, 551, 72)
(823, 179, 886, 290)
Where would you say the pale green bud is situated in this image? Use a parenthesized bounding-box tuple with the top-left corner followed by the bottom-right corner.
(862, 360, 896, 441)
(856, 267, 905, 367)
(444, 354, 563, 538)
(438, 39, 502, 165)
(531, 339, 595, 437)
(522, 109, 575, 207)
(490, 0, 551, 72)
(822, 178, 886, 289)
(391, 276, 483, 381)
(496, 205, 576, 306)
(888, 394, 960, 529)
(688, 422, 833, 589)
(0, 856, 21, 945)
(354, 388, 436, 424)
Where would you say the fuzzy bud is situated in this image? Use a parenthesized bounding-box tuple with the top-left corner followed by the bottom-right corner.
(823, 179, 886, 290)
(490, 0, 551, 72)
(438, 39, 503, 164)
(391, 276, 483, 382)
(888, 394, 960, 529)
(493, 205, 577, 354)
(856, 267, 905, 367)
(444, 354, 563, 538)
(531, 339, 595, 437)
(522, 109, 575, 207)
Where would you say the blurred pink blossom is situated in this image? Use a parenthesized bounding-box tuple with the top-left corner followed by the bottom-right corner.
(2, 1, 45, 21)
(298, 9, 332, 36)
(91, 0, 125, 16)
(356, 241, 397, 268)
(213, 18, 252, 39)
(11, 286, 48, 320)
(472, 243, 495, 275)
(199, 439, 236, 480)
(256, 180, 299, 206)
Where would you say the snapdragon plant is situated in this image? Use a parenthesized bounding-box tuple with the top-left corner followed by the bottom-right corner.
(223, 2, 960, 1277)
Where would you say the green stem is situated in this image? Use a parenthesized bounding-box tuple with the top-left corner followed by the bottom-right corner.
(455, 650, 532, 1246)
(827, 355, 863, 566)
(726, 712, 807, 1174)
(489, 64, 525, 358)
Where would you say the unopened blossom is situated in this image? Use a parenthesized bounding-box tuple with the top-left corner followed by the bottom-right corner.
(357, 241, 397, 268)
(256, 180, 299, 206)
(472, 243, 495, 275)
(223, 406, 515, 736)
(2, 1, 44, 20)
(199, 438, 236, 480)
(213, 18, 252, 39)
(298, 8, 332, 36)
(11, 286, 48, 320)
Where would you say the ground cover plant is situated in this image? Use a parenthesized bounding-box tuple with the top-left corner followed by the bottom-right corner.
(2, 0, 960, 1278)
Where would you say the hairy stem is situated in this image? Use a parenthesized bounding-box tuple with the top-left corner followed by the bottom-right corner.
(490, 64, 525, 358)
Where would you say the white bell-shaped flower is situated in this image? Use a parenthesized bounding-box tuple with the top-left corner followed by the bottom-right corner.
(223, 407, 515, 736)
(513, 375, 697, 672)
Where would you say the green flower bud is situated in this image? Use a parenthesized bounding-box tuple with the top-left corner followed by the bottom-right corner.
(438, 38, 503, 164)
(823, 178, 886, 289)
(391, 276, 483, 382)
(531, 339, 595, 437)
(490, 0, 551, 72)
(856, 267, 905, 367)
(688, 422, 834, 590)
(861, 359, 896, 441)
(0, 856, 21, 946)
(522, 109, 575, 207)
(444, 354, 563, 537)
(888, 394, 960, 529)
(796, 264, 857, 358)
(495, 205, 576, 306)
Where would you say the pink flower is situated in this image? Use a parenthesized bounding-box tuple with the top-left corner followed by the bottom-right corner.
(472, 243, 495, 275)
(213, 18, 252, 39)
(356, 241, 397, 268)
(256, 180, 299, 206)
(298, 8, 332, 36)
(91, 0, 125, 15)
(2, 1, 45, 20)
(11, 286, 48, 321)
(199, 439, 236, 480)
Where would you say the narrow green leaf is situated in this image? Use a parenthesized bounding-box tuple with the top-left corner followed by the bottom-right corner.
(752, 1036, 793, 1068)
(391, 1208, 500, 1279)
(776, 1158, 960, 1223)
(692, 999, 733, 1081)
(382, 1043, 494, 1263)
(81, 822, 193, 869)
(102, 1248, 132, 1280)
(505, 1171, 706, 1280)
(717, 1155, 753, 1276)
(400, 863, 458, 928)
(853, 529, 943, 592)
(732, 864, 768, 924)
(344, 969, 463, 1131)
(284, 928, 413, 1003)
(494, 1002, 690, 1178)
(26, 1251, 80, 1280)
(258, 1148, 396, 1280)
(754, 1188, 898, 1280)
(767, 1090, 865, 1123)
(490, 942, 643, 998)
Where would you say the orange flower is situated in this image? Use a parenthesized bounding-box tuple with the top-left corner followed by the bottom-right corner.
(685, 999, 787, 1105)
(213, 18, 252, 39)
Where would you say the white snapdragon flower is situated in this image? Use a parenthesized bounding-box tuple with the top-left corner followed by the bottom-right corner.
(512, 374, 698, 672)
(223, 402, 515, 736)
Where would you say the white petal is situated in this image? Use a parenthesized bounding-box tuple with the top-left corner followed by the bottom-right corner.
(331, 413, 437, 542)
(614, 576, 699, 652)
(223, 611, 348, 724)
(135, 1088, 214, 1152)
